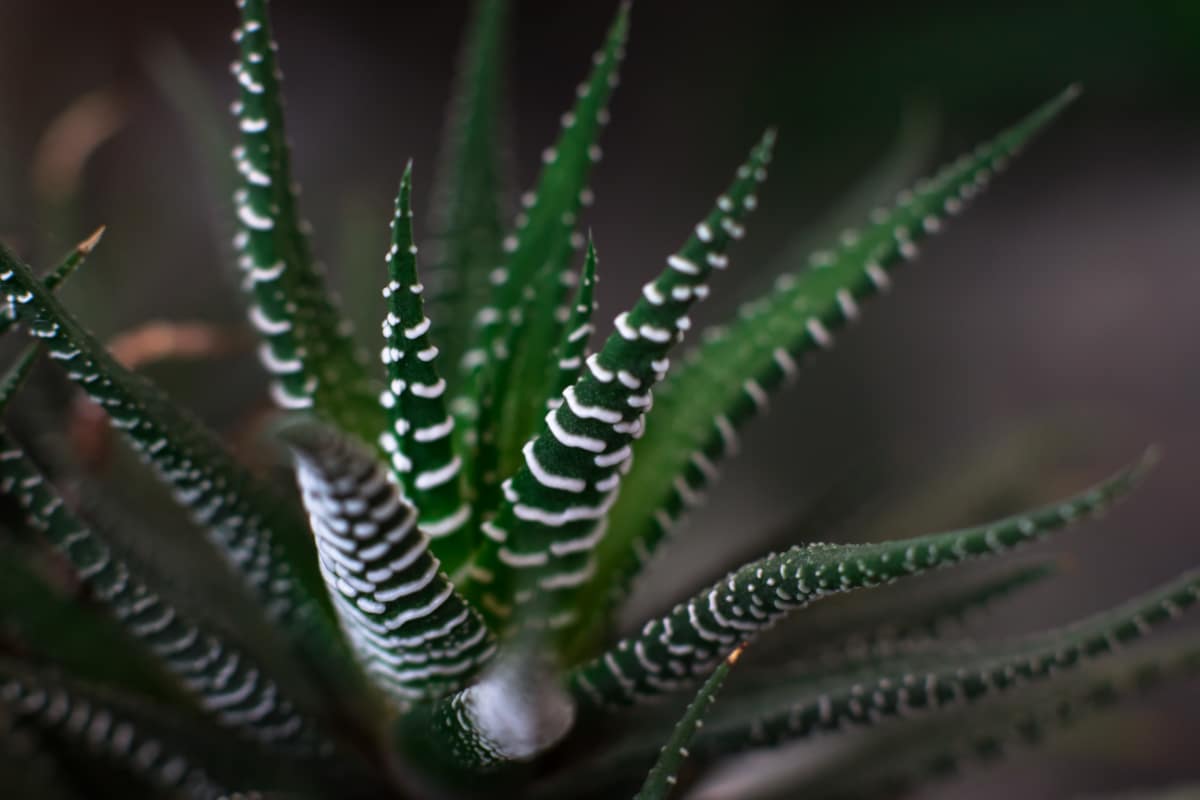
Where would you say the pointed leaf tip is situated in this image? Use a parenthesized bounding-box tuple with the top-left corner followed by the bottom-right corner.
(77, 225, 106, 254)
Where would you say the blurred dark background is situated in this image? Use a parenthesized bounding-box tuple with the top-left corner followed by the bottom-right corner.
(2, 1, 1199, 797)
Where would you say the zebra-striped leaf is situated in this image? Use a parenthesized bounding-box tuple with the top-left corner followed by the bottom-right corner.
(0, 661, 233, 800)
(466, 130, 775, 635)
(378, 164, 471, 574)
(0, 544, 180, 703)
(457, 1, 630, 483)
(282, 421, 495, 709)
(0, 429, 322, 751)
(544, 237, 599, 415)
(0, 243, 351, 683)
(0, 226, 102, 339)
(786, 635, 1200, 800)
(595, 86, 1082, 615)
(568, 452, 1148, 709)
(694, 565, 1200, 757)
(230, 0, 381, 438)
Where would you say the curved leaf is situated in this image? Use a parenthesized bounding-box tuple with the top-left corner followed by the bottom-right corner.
(596, 86, 1082, 613)
(282, 421, 495, 708)
(568, 452, 1148, 709)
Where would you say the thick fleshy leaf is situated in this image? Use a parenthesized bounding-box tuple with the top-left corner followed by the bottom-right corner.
(693, 565, 1200, 757)
(0, 244, 351, 679)
(466, 131, 775, 634)
(0, 429, 322, 751)
(568, 453, 1149, 709)
(424, 0, 512, 386)
(0, 661, 231, 800)
(378, 165, 471, 574)
(230, 0, 380, 437)
(457, 1, 630, 483)
(769, 560, 1060, 670)
(0, 545, 180, 703)
(786, 636, 1200, 800)
(282, 422, 495, 708)
(634, 644, 744, 800)
(470, 239, 599, 519)
(596, 86, 1082, 613)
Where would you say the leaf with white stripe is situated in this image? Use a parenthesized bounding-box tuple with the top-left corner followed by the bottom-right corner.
(282, 422, 495, 708)
(0, 243, 351, 684)
(0, 430, 322, 752)
(0, 544, 180, 703)
(0, 661, 231, 800)
(543, 238, 599, 414)
(465, 131, 775, 635)
(378, 164, 471, 575)
(230, 0, 381, 438)
(457, 1, 630, 481)
(693, 565, 1200, 758)
(596, 86, 1082, 614)
(568, 452, 1150, 709)
(787, 635, 1200, 800)
(0, 226, 103, 339)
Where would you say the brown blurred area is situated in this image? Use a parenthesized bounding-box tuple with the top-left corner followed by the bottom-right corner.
(2, 1, 1199, 797)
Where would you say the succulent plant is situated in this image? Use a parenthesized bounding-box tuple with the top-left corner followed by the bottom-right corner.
(0, 0, 1196, 798)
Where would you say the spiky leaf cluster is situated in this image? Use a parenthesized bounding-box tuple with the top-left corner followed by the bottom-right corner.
(0, 1, 1194, 798)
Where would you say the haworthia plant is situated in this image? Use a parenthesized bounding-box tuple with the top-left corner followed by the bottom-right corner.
(0, 0, 1192, 797)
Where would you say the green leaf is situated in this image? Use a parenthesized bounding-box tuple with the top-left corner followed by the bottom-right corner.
(470, 238, 599, 523)
(378, 164, 472, 575)
(281, 421, 495, 708)
(424, 0, 512, 389)
(0, 343, 41, 411)
(230, 0, 381, 439)
(769, 559, 1060, 671)
(0, 429, 323, 751)
(595, 86, 1082, 613)
(0, 243, 351, 683)
(694, 564, 1200, 758)
(543, 237, 599, 415)
(0, 226, 102, 339)
(466, 130, 776, 635)
(634, 644, 744, 800)
(0, 660, 233, 800)
(567, 452, 1149, 709)
(457, 1, 631, 483)
(0, 544, 180, 702)
(786, 635, 1200, 800)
